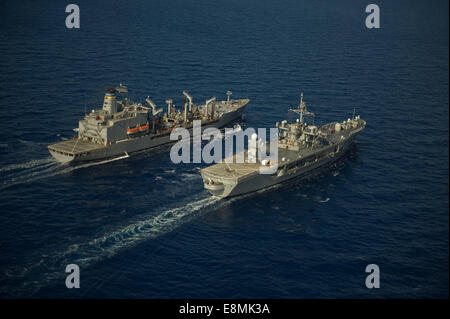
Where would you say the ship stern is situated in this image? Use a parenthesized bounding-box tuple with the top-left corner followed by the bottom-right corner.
(47, 146, 75, 163)
(201, 170, 236, 198)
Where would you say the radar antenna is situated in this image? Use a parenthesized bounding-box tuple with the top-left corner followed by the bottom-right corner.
(289, 93, 314, 124)
(115, 83, 128, 94)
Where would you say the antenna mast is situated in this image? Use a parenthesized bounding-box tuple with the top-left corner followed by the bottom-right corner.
(289, 92, 314, 124)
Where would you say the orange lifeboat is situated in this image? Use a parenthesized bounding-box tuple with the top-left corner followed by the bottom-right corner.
(127, 126, 139, 135)
(127, 124, 149, 135)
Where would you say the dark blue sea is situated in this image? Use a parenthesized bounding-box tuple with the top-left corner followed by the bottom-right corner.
(0, 0, 448, 298)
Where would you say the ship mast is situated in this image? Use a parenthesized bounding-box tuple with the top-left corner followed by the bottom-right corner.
(289, 93, 314, 124)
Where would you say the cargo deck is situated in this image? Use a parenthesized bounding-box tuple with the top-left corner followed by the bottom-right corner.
(202, 160, 260, 180)
(48, 138, 105, 156)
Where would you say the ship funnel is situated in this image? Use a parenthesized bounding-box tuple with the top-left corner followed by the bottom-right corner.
(182, 91, 193, 112)
(103, 89, 118, 114)
(205, 97, 216, 117)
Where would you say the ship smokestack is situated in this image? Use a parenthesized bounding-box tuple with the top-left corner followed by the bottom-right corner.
(103, 89, 118, 114)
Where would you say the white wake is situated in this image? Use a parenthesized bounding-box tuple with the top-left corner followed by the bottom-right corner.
(3, 192, 222, 297)
(0, 155, 131, 190)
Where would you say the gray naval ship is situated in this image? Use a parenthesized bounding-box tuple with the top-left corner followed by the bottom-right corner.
(201, 94, 366, 198)
(48, 84, 249, 163)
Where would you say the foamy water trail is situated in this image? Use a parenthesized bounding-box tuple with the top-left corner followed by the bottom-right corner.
(3, 192, 222, 296)
(0, 155, 130, 190)
(0, 157, 61, 190)
(0, 157, 55, 173)
(73, 193, 219, 265)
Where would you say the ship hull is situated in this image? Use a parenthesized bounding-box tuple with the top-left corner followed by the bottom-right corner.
(48, 148, 77, 163)
(48, 105, 245, 164)
(202, 130, 361, 198)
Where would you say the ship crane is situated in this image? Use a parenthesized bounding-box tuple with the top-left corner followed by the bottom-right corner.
(165, 99, 173, 117)
(183, 91, 193, 112)
(205, 97, 216, 118)
(146, 96, 163, 132)
(182, 91, 193, 123)
(146, 96, 163, 116)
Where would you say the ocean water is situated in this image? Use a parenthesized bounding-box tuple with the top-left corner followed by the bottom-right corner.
(0, 0, 448, 298)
